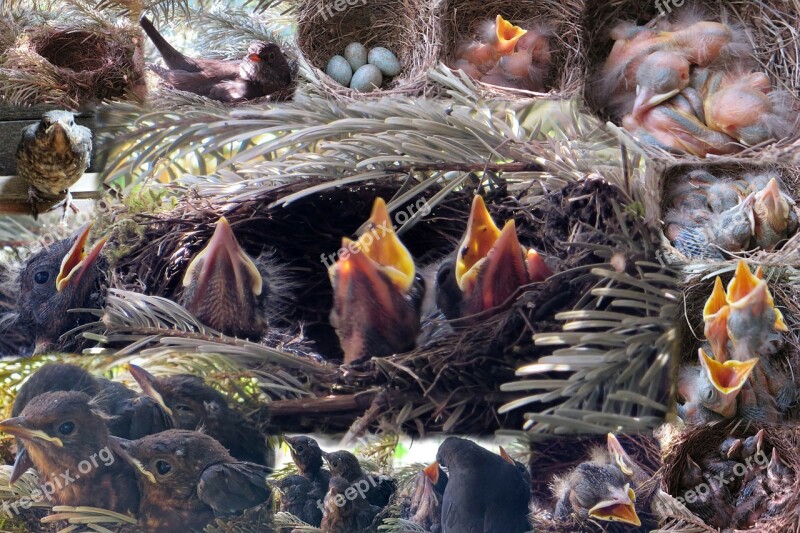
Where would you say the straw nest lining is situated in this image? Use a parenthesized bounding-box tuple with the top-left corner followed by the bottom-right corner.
(660, 423, 800, 532)
(437, 0, 586, 97)
(645, 162, 800, 263)
(92, 173, 673, 435)
(295, 0, 439, 99)
(0, 25, 145, 108)
(582, 0, 800, 162)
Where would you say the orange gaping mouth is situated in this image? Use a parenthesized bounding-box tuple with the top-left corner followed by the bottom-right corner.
(588, 484, 641, 526)
(55, 223, 109, 292)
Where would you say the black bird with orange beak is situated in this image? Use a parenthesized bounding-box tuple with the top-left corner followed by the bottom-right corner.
(14, 222, 107, 354)
(328, 198, 425, 364)
(436, 195, 552, 321)
(0, 391, 140, 513)
(181, 217, 269, 340)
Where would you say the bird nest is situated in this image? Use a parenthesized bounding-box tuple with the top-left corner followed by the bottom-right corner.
(645, 162, 800, 263)
(295, 0, 439, 100)
(437, 0, 585, 98)
(582, 0, 800, 163)
(0, 24, 145, 108)
(659, 422, 800, 532)
(528, 433, 664, 532)
(76, 172, 675, 437)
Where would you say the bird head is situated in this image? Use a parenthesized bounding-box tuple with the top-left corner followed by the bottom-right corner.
(606, 434, 635, 477)
(181, 217, 268, 339)
(322, 450, 362, 481)
(703, 277, 731, 359)
(442, 195, 551, 319)
(632, 51, 691, 119)
(754, 177, 794, 237)
(482, 15, 528, 55)
(284, 435, 324, 474)
(37, 111, 79, 151)
(727, 260, 787, 333)
(126, 364, 174, 419)
(423, 461, 441, 485)
(328, 198, 422, 363)
(123, 429, 232, 500)
(0, 391, 111, 471)
(587, 481, 640, 526)
(697, 348, 757, 417)
(18, 222, 107, 349)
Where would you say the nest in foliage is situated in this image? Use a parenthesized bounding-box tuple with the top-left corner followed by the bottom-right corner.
(528, 433, 663, 532)
(660, 422, 800, 532)
(0, 24, 145, 108)
(582, 0, 800, 162)
(644, 162, 800, 263)
(94, 174, 673, 436)
(438, 0, 585, 98)
(295, 0, 438, 100)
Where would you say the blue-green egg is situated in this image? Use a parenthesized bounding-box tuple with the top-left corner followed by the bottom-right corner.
(326, 55, 353, 87)
(368, 47, 401, 77)
(344, 42, 368, 71)
(350, 64, 383, 92)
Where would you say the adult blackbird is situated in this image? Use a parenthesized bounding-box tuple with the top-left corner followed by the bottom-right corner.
(320, 476, 381, 533)
(328, 198, 425, 364)
(180, 217, 270, 339)
(127, 364, 272, 467)
(13, 222, 107, 354)
(15, 110, 92, 219)
(322, 450, 396, 508)
(276, 474, 323, 526)
(140, 16, 292, 102)
(9, 363, 172, 484)
(435, 196, 551, 321)
(436, 436, 530, 533)
(122, 429, 272, 532)
(0, 391, 140, 513)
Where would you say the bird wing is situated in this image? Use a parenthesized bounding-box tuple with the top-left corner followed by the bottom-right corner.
(198, 461, 272, 515)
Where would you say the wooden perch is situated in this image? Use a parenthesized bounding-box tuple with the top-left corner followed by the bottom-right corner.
(0, 173, 101, 215)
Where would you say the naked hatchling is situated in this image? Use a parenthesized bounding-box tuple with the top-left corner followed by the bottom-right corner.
(15, 110, 92, 219)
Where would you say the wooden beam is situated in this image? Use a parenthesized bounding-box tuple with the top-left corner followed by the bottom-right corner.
(0, 173, 101, 215)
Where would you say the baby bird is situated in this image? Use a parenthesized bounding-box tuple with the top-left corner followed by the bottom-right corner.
(16, 110, 92, 219)
(749, 176, 798, 250)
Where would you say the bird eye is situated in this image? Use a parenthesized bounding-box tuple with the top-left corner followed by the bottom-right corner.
(703, 388, 716, 402)
(34, 271, 50, 285)
(296, 445, 304, 452)
(174, 404, 193, 413)
(156, 460, 171, 475)
(58, 421, 75, 435)
(268, 52, 275, 61)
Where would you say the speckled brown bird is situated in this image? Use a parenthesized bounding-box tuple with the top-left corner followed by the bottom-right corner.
(9, 363, 172, 485)
(180, 217, 270, 339)
(127, 364, 272, 467)
(12, 222, 107, 354)
(436, 436, 530, 532)
(285, 435, 331, 489)
(323, 450, 396, 508)
(15, 110, 92, 219)
(122, 429, 272, 533)
(140, 16, 291, 102)
(435, 195, 552, 321)
(320, 476, 381, 533)
(328, 198, 425, 364)
(0, 391, 140, 513)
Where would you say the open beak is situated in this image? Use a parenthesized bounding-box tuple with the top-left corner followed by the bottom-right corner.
(493, 15, 528, 54)
(526, 249, 552, 282)
(55, 222, 109, 292)
(727, 260, 786, 333)
(0, 417, 63, 448)
(704, 276, 727, 319)
(182, 217, 262, 304)
(126, 364, 173, 418)
(704, 305, 730, 360)
(756, 177, 790, 227)
(726, 260, 760, 305)
(9, 448, 34, 485)
(588, 483, 641, 526)
(423, 462, 440, 484)
(606, 433, 634, 477)
(698, 348, 758, 396)
(456, 195, 502, 292)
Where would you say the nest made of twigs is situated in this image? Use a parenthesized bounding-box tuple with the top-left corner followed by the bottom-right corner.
(660, 422, 800, 532)
(529, 433, 663, 532)
(582, 0, 800, 163)
(437, 0, 585, 98)
(0, 24, 145, 108)
(295, 0, 439, 100)
(644, 162, 800, 263)
(91, 172, 674, 436)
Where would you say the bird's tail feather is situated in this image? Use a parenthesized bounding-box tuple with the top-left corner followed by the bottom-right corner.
(139, 16, 199, 73)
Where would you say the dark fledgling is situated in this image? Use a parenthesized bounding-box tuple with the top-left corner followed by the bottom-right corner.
(16, 110, 92, 219)
(140, 16, 292, 102)
(283, 435, 330, 525)
(323, 450, 396, 508)
(128, 364, 272, 466)
(320, 476, 381, 533)
(0, 391, 140, 514)
(122, 429, 272, 533)
(11, 223, 107, 354)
